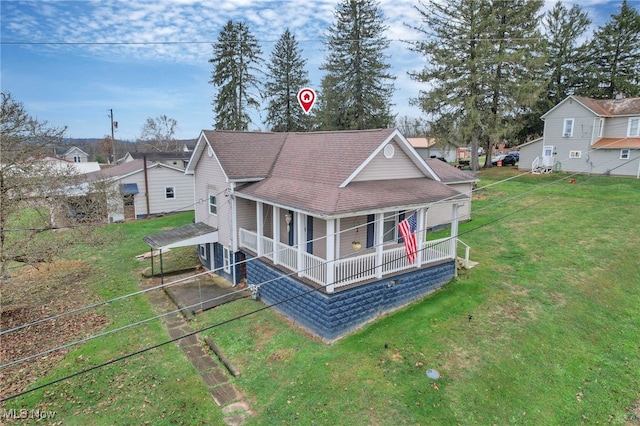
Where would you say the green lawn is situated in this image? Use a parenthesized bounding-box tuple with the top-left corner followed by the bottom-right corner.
(3, 169, 639, 425)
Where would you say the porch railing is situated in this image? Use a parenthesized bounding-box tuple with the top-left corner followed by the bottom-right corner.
(239, 228, 453, 290)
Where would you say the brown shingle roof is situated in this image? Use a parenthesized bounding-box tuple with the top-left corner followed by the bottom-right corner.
(232, 128, 467, 217)
(574, 96, 640, 116)
(425, 158, 478, 183)
(85, 159, 147, 181)
(201, 130, 287, 180)
(592, 137, 640, 149)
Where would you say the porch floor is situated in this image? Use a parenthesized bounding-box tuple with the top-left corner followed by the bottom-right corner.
(164, 274, 251, 316)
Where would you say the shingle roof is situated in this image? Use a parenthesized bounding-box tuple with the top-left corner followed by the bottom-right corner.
(229, 128, 467, 217)
(424, 158, 478, 183)
(84, 159, 157, 181)
(592, 137, 640, 149)
(238, 176, 466, 217)
(573, 96, 640, 116)
(201, 130, 287, 180)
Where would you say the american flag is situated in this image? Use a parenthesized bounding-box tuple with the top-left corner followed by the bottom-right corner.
(398, 212, 418, 264)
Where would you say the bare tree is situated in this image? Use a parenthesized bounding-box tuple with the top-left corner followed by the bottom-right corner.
(0, 92, 115, 281)
(137, 115, 179, 152)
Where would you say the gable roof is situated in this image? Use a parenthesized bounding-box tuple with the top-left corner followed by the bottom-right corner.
(542, 95, 640, 119)
(186, 130, 287, 181)
(227, 129, 463, 218)
(85, 159, 184, 182)
(424, 158, 478, 183)
(124, 151, 192, 162)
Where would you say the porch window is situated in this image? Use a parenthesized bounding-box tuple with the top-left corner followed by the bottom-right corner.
(383, 212, 398, 243)
(620, 149, 630, 160)
(209, 194, 217, 215)
(628, 117, 639, 137)
(223, 246, 231, 273)
(165, 187, 175, 199)
(569, 150, 581, 159)
(563, 119, 574, 137)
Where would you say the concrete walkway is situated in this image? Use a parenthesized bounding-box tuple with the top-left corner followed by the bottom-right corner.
(141, 275, 252, 426)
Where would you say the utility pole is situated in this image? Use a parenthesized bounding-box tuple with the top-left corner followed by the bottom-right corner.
(109, 109, 116, 163)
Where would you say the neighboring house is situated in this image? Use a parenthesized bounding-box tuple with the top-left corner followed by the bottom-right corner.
(50, 145, 90, 163)
(407, 137, 457, 163)
(85, 159, 194, 222)
(518, 95, 640, 177)
(160, 128, 477, 342)
(37, 155, 101, 174)
(119, 151, 192, 170)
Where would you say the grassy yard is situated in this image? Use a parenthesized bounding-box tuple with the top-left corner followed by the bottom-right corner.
(2, 169, 639, 425)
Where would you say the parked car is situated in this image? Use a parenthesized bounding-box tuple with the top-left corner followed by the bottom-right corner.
(492, 154, 517, 166)
(507, 151, 520, 162)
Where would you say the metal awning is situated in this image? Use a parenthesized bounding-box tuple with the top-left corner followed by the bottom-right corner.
(120, 183, 139, 195)
(143, 222, 218, 249)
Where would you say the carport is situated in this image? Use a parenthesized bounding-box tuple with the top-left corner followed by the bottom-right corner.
(143, 222, 218, 284)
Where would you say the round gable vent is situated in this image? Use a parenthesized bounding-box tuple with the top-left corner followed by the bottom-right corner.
(383, 144, 395, 159)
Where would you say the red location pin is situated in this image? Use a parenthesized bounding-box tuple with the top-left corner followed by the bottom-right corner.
(297, 88, 316, 114)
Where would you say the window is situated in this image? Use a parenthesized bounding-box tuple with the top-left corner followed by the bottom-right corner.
(569, 151, 582, 159)
(165, 187, 175, 199)
(73, 155, 81, 162)
(628, 117, 640, 137)
(563, 119, 574, 137)
(383, 212, 398, 243)
(620, 149, 630, 160)
(199, 244, 207, 260)
(597, 118, 604, 137)
(209, 194, 217, 215)
(223, 246, 231, 273)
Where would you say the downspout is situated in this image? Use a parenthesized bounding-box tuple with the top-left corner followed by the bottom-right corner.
(230, 182, 237, 285)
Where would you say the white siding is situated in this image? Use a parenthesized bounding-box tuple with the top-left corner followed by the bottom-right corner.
(352, 140, 424, 181)
(129, 166, 194, 217)
(193, 152, 230, 244)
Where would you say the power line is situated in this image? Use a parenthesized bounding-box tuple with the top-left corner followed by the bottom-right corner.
(5, 158, 629, 403)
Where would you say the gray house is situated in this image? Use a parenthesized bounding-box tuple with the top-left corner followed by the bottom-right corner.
(178, 128, 476, 341)
(518, 95, 640, 177)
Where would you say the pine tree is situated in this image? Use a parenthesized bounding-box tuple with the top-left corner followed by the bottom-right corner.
(264, 29, 312, 132)
(317, 0, 395, 130)
(542, 2, 591, 105)
(209, 20, 263, 131)
(580, 0, 640, 99)
(408, 0, 545, 169)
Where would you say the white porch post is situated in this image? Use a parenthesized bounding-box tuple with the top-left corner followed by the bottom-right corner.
(450, 203, 460, 261)
(326, 219, 336, 293)
(256, 202, 264, 256)
(296, 211, 305, 278)
(375, 213, 384, 278)
(416, 207, 426, 268)
(335, 218, 341, 259)
(272, 206, 280, 265)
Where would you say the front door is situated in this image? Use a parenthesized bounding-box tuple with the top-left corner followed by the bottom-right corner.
(542, 145, 554, 167)
(123, 194, 135, 220)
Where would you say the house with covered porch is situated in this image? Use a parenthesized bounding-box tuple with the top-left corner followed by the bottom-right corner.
(185, 128, 476, 341)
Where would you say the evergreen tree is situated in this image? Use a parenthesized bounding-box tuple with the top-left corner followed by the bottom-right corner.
(408, 0, 545, 169)
(264, 29, 312, 132)
(580, 0, 640, 98)
(209, 20, 263, 131)
(317, 0, 395, 130)
(542, 2, 591, 105)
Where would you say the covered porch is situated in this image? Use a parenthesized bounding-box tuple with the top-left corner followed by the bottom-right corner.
(237, 201, 466, 293)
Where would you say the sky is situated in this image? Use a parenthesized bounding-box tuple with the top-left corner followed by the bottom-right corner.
(0, 0, 636, 141)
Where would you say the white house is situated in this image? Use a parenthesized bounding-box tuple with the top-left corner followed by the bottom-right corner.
(152, 128, 476, 341)
(85, 159, 194, 222)
(519, 95, 640, 177)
